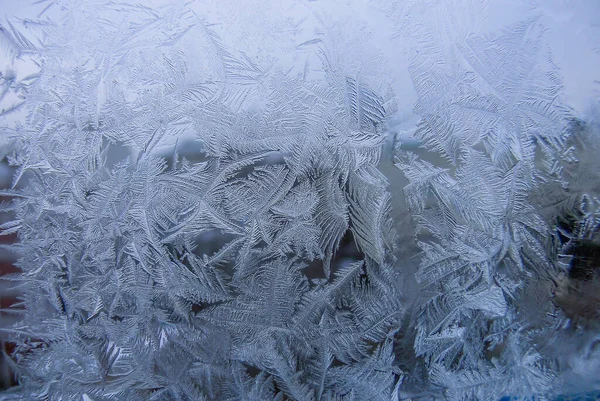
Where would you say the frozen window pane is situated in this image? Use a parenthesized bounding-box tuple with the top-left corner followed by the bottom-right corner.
(0, 0, 598, 399)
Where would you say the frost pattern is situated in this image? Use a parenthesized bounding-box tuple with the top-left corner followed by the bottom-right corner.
(1, 1, 598, 400)
(0, 2, 401, 400)
(393, 4, 598, 399)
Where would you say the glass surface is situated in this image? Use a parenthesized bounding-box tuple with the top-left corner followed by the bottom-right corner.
(0, 0, 599, 399)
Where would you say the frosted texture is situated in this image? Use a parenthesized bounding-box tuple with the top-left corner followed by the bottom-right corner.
(0, 1, 598, 400)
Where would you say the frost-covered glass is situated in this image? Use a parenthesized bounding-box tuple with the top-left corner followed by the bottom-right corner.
(0, 0, 599, 400)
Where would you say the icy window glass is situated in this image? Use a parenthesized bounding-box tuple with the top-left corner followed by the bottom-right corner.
(0, 0, 599, 399)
